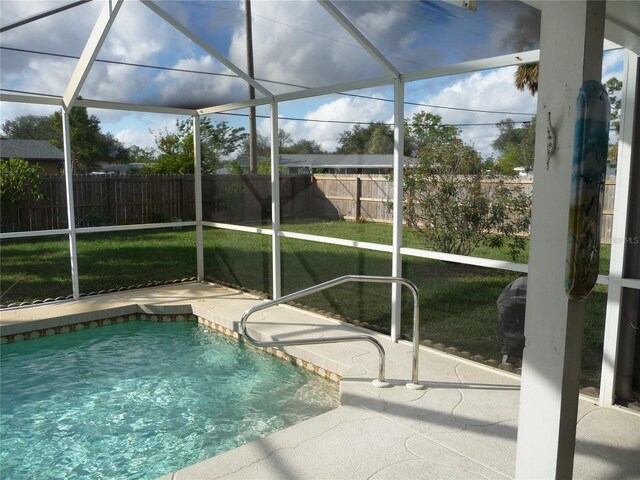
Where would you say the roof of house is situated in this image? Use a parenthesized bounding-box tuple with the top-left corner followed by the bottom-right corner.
(0, 139, 64, 161)
(280, 154, 415, 169)
(98, 163, 146, 174)
(231, 154, 416, 170)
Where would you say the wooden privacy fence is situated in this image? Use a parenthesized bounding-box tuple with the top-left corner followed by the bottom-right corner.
(1, 173, 617, 243)
(0, 174, 317, 232)
(312, 174, 616, 244)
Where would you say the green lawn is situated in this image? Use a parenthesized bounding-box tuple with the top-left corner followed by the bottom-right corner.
(1, 221, 610, 388)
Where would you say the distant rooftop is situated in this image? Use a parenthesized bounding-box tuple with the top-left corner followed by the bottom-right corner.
(280, 154, 416, 169)
(0, 139, 64, 161)
(231, 154, 416, 170)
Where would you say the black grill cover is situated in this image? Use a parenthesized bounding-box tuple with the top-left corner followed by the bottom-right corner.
(497, 277, 528, 358)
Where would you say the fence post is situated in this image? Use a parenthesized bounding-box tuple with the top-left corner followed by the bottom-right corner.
(355, 175, 362, 221)
(193, 115, 204, 281)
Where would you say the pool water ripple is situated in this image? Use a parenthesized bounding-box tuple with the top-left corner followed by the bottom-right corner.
(0, 321, 339, 479)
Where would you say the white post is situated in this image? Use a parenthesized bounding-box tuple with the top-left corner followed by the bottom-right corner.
(515, 2, 605, 479)
(599, 50, 639, 407)
(61, 109, 80, 299)
(271, 100, 282, 299)
(193, 114, 204, 281)
(391, 78, 405, 342)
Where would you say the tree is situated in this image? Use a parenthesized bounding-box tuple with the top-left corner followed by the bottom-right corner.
(239, 128, 292, 159)
(515, 66, 622, 166)
(3, 108, 129, 173)
(405, 112, 483, 173)
(492, 117, 536, 175)
(128, 145, 156, 164)
(0, 158, 44, 205)
(257, 159, 284, 175)
(606, 77, 622, 125)
(402, 113, 531, 260)
(336, 122, 394, 154)
(605, 77, 622, 166)
(144, 118, 246, 174)
(514, 62, 539, 95)
(281, 138, 326, 154)
(52, 106, 107, 172)
(1, 114, 58, 142)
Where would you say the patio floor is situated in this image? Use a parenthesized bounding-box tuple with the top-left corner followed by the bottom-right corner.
(1, 282, 638, 480)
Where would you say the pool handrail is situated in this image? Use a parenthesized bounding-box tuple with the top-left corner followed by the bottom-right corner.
(240, 275, 423, 389)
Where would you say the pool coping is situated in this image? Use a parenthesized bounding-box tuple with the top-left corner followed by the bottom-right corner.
(0, 283, 345, 383)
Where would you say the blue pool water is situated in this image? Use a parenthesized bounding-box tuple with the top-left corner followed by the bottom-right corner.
(0, 321, 339, 479)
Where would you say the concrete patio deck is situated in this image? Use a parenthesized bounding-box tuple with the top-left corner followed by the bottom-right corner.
(1, 282, 638, 479)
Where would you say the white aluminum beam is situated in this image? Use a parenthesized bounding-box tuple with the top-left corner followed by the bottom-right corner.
(202, 221, 273, 236)
(604, 15, 640, 53)
(275, 75, 395, 104)
(61, 109, 80, 299)
(270, 99, 282, 299)
(63, 0, 124, 109)
(390, 78, 404, 342)
(75, 98, 195, 116)
(0, 94, 196, 115)
(275, 48, 543, 106)
(0, 94, 62, 106)
(402, 49, 540, 83)
(76, 222, 197, 234)
(193, 115, 205, 282)
(141, 0, 273, 99)
(622, 278, 640, 290)
(401, 247, 529, 274)
(515, 2, 606, 479)
(318, 0, 400, 77)
(198, 98, 268, 115)
(599, 49, 639, 407)
(3, 50, 552, 115)
(0, 229, 71, 240)
(0, 0, 92, 33)
(279, 230, 394, 253)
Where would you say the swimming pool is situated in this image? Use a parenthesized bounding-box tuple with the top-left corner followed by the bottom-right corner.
(0, 321, 339, 479)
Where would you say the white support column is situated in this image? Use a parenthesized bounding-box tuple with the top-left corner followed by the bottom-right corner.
(61, 109, 80, 299)
(193, 115, 204, 281)
(391, 78, 405, 342)
(515, 2, 605, 479)
(270, 100, 282, 299)
(599, 50, 639, 407)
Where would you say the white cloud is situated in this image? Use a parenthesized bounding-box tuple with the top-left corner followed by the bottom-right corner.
(270, 94, 393, 152)
(409, 67, 537, 157)
(103, 112, 184, 149)
(227, 1, 385, 91)
(153, 56, 246, 109)
(102, 1, 168, 63)
(251, 67, 536, 157)
(0, 102, 60, 132)
(602, 49, 624, 82)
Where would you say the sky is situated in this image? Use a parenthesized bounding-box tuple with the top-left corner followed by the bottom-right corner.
(0, 0, 625, 160)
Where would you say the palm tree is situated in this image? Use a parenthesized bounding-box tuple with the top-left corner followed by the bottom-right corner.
(515, 62, 539, 95)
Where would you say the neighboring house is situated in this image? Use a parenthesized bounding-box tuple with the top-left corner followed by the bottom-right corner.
(280, 154, 417, 174)
(0, 139, 64, 175)
(222, 154, 416, 175)
(97, 163, 146, 174)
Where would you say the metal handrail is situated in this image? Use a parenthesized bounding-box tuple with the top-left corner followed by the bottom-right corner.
(240, 275, 424, 389)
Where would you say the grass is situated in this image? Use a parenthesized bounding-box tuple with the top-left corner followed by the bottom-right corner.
(1, 221, 610, 388)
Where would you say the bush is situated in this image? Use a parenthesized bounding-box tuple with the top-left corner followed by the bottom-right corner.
(0, 157, 44, 205)
(402, 113, 531, 261)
